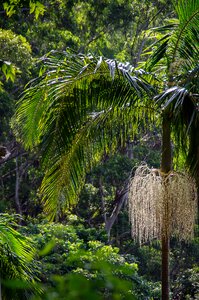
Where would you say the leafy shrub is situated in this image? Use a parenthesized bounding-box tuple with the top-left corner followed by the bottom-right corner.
(20, 220, 159, 299)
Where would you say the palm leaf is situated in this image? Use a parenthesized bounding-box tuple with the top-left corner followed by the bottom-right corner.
(146, 0, 199, 74)
(42, 101, 155, 219)
(14, 50, 155, 218)
(0, 214, 35, 282)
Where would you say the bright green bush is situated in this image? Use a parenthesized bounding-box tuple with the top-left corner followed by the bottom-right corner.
(20, 220, 160, 299)
(0, 29, 32, 80)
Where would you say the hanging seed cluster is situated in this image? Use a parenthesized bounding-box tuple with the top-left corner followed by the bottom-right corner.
(128, 165, 197, 244)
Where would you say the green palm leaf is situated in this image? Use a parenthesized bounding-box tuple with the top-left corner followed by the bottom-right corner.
(0, 214, 41, 299)
(0, 215, 34, 278)
(14, 50, 155, 218)
(146, 0, 199, 74)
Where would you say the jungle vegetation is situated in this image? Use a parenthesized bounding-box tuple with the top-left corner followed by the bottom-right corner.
(0, 0, 198, 299)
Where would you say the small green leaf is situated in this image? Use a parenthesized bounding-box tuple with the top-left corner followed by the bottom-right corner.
(29, 1, 36, 14)
(39, 239, 56, 256)
(3, 3, 16, 17)
(30, 1, 46, 19)
(1, 61, 17, 82)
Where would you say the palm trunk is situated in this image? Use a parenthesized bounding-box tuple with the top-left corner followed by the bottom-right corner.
(188, 123, 199, 221)
(160, 114, 172, 300)
(0, 278, 2, 300)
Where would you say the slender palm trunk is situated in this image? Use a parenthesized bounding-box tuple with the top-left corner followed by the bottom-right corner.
(160, 114, 172, 300)
(0, 278, 2, 300)
(188, 123, 199, 221)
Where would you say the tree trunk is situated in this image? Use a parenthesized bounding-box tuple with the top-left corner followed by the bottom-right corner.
(187, 123, 199, 220)
(15, 157, 22, 215)
(99, 177, 107, 225)
(105, 190, 127, 243)
(161, 115, 172, 173)
(160, 114, 172, 300)
(161, 233, 169, 300)
(0, 278, 2, 300)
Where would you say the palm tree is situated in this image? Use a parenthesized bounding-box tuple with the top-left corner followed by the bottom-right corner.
(14, 0, 199, 299)
(144, 1, 199, 297)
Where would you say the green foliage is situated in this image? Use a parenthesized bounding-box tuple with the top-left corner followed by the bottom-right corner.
(0, 0, 172, 220)
(0, 60, 16, 82)
(172, 267, 199, 299)
(0, 29, 32, 79)
(0, 0, 199, 298)
(29, 1, 45, 19)
(13, 0, 199, 223)
(14, 50, 154, 218)
(32, 272, 134, 300)
(92, 154, 133, 187)
(76, 154, 133, 225)
(0, 214, 40, 299)
(1, 0, 173, 62)
(3, 1, 45, 18)
(19, 220, 160, 299)
(145, 0, 199, 180)
(0, 89, 14, 141)
(130, 244, 162, 282)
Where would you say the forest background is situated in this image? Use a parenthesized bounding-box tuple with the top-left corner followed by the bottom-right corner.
(0, 0, 198, 299)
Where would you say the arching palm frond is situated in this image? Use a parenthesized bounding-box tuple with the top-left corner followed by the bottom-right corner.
(14, 50, 155, 218)
(147, 0, 199, 74)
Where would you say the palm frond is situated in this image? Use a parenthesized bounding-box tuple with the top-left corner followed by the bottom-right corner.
(14, 50, 155, 218)
(41, 100, 155, 219)
(146, 0, 199, 75)
(0, 215, 36, 283)
(146, 35, 172, 71)
(155, 84, 199, 169)
(167, 0, 199, 72)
